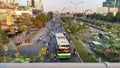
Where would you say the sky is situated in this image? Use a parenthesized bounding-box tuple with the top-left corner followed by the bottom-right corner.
(14, 0, 106, 12)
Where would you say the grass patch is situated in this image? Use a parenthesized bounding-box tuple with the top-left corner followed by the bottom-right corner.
(62, 22, 97, 62)
(69, 34, 97, 62)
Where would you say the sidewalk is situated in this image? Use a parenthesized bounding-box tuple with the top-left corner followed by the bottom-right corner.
(8, 21, 50, 51)
(31, 22, 51, 44)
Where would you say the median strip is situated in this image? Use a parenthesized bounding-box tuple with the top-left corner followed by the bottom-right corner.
(62, 22, 97, 62)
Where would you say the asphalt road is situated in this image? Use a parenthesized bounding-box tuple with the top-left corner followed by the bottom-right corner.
(2, 16, 81, 62)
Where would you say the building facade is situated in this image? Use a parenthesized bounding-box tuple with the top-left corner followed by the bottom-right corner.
(103, 0, 120, 8)
(0, 0, 14, 3)
(98, 7, 118, 16)
(84, 9, 93, 15)
(27, 0, 43, 10)
(27, 0, 43, 14)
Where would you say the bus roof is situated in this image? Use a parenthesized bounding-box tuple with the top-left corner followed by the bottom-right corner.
(55, 33, 70, 46)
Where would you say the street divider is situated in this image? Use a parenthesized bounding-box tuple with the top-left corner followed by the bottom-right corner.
(62, 22, 97, 62)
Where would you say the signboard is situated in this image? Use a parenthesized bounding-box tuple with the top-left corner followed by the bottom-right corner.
(7, 15, 14, 25)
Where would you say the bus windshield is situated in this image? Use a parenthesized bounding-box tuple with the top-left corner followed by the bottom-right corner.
(58, 45, 70, 53)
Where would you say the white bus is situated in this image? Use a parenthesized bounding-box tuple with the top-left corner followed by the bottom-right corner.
(55, 33, 71, 59)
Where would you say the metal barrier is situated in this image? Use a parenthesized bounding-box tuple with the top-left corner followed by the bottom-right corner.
(0, 63, 120, 68)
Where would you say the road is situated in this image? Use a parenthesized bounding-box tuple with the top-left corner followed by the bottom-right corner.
(2, 16, 81, 62)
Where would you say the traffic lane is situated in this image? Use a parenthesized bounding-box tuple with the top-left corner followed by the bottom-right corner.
(18, 28, 51, 58)
(48, 33, 56, 53)
(46, 33, 57, 62)
(18, 42, 43, 57)
(50, 18, 80, 62)
(17, 22, 51, 58)
(2, 21, 53, 60)
(58, 18, 81, 62)
(50, 19, 81, 62)
(18, 21, 52, 58)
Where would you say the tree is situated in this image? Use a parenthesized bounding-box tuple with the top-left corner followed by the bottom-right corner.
(47, 11, 54, 20)
(70, 23, 78, 33)
(0, 30, 9, 56)
(33, 14, 48, 28)
(116, 12, 120, 22)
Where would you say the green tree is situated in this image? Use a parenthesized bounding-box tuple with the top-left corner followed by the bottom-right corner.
(116, 12, 120, 22)
(47, 11, 54, 20)
(0, 30, 9, 56)
(32, 14, 48, 28)
(70, 23, 78, 33)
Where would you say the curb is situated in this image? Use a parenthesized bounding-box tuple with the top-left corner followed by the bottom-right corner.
(70, 40, 84, 63)
(75, 35, 98, 62)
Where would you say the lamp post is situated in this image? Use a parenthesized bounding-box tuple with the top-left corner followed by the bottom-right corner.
(70, 1, 84, 23)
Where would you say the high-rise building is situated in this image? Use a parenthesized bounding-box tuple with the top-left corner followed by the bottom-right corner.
(27, 0, 32, 7)
(7, 0, 14, 3)
(39, 0, 43, 10)
(31, 0, 35, 7)
(28, 0, 43, 10)
(0, 0, 14, 3)
(97, 7, 118, 16)
(27, 0, 43, 15)
(103, 0, 120, 8)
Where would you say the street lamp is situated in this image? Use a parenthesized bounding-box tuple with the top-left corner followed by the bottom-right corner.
(70, 1, 84, 23)
(70, 1, 84, 12)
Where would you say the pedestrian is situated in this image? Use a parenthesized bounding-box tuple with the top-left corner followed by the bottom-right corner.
(46, 42, 49, 47)
(46, 47, 49, 55)
(73, 47, 77, 56)
(48, 41, 50, 46)
(54, 56, 58, 62)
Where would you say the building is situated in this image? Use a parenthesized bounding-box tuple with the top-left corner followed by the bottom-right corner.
(84, 9, 93, 15)
(0, 2, 6, 8)
(15, 10, 32, 16)
(97, 7, 118, 16)
(27, 0, 43, 14)
(0, 0, 14, 3)
(98, 7, 108, 15)
(27, 0, 32, 7)
(0, 0, 14, 5)
(31, 0, 35, 7)
(6, 0, 14, 3)
(103, 0, 120, 8)
(0, 0, 16, 8)
(28, 0, 43, 10)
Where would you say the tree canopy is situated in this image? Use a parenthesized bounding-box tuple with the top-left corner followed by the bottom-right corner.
(47, 11, 54, 20)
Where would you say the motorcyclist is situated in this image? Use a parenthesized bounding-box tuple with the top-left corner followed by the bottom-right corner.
(39, 36, 42, 40)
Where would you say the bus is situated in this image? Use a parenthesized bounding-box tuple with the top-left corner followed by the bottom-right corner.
(55, 33, 71, 59)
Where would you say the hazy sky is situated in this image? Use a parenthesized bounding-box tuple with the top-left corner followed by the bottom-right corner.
(15, 0, 106, 12)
